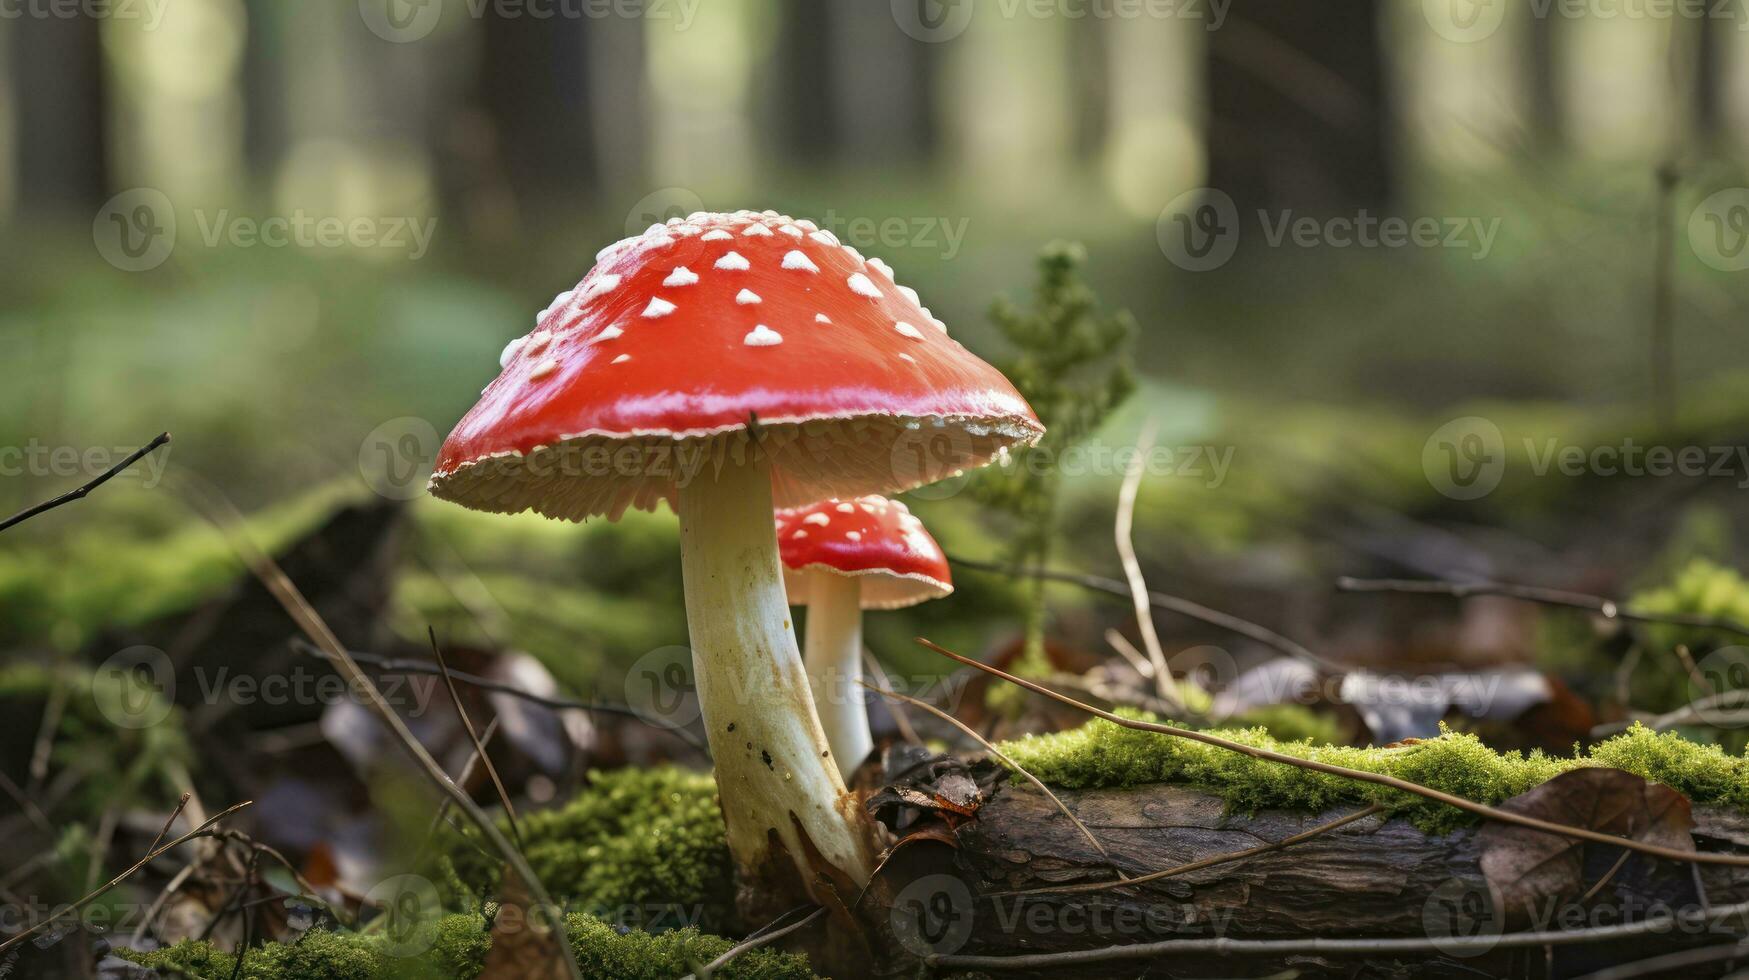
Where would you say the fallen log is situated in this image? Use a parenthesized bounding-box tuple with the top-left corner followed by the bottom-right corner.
(873, 780, 1749, 979)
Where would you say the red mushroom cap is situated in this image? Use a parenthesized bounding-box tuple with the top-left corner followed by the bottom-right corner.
(776, 495, 951, 610)
(428, 210, 1042, 521)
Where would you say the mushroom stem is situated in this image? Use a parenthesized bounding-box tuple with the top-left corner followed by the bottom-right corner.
(675, 448, 875, 897)
(804, 574, 872, 781)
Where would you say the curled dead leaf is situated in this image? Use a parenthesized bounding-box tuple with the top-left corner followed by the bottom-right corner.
(1478, 767, 1695, 925)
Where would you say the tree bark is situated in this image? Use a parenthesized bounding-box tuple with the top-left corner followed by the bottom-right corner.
(881, 780, 1749, 979)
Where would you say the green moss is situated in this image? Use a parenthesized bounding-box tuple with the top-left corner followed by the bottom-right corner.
(433, 767, 738, 933)
(1227, 703, 1343, 746)
(997, 714, 1749, 833)
(122, 912, 817, 979)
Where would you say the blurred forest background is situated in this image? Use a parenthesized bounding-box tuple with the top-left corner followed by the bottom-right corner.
(5, 0, 1749, 969)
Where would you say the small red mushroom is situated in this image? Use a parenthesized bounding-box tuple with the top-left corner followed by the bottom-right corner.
(429, 210, 1041, 900)
(777, 495, 951, 779)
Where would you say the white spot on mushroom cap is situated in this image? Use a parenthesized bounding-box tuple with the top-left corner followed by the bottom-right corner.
(715, 251, 751, 271)
(809, 230, 840, 247)
(674, 224, 702, 236)
(898, 352, 917, 363)
(743, 324, 782, 347)
(643, 223, 668, 237)
(781, 250, 819, 273)
(835, 502, 855, 514)
(663, 266, 699, 287)
(499, 337, 526, 368)
(611, 354, 631, 364)
(592, 325, 624, 342)
(867, 258, 894, 279)
(846, 531, 862, 542)
(803, 512, 831, 526)
(642, 298, 677, 319)
(899, 285, 921, 305)
(930, 316, 949, 332)
(778, 225, 804, 238)
(736, 288, 762, 305)
(529, 358, 559, 380)
(525, 329, 554, 354)
(742, 223, 773, 237)
(581, 275, 621, 303)
(701, 230, 733, 242)
(894, 321, 924, 340)
(847, 273, 882, 299)
(796, 219, 819, 232)
(793, 529, 809, 539)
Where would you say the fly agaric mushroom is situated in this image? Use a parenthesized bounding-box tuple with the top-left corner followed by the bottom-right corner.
(428, 209, 1041, 903)
(777, 495, 951, 780)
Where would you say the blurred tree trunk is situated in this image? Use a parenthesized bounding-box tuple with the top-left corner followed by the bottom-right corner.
(1526, 11, 1560, 150)
(10, 13, 108, 216)
(477, 11, 597, 211)
(1206, 0, 1389, 213)
(814, 0, 940, 168)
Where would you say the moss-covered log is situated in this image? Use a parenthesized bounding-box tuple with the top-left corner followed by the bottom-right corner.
(884, 779, 1749, 979)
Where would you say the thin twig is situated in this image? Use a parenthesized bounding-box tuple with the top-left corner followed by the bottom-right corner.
(1335, 576, 1749, 640)
(1102, 629, 1157, 682)
(287, 638, 707, 753)
(176, 478, 583, 980)
(416, 717, 501, 862)
(949, 557, 1341, 671)
(861, 682, 1128, 880)
(681, 906, 825, 980)
(861, 652, 922, 747)
(989, 803, 1384, 898)
(0, 432, 170, 532)
(428, 627, 521, 846)
(1114, 419, 1174, 706)
(1578, 849, 1633, 905)
(0, 800, 251, 955)
(926, 898, 1749, 969)
(148, 793, 193, 855)
(913, 637, 1749, 868)
(26, 676, 68, 795)
(0, 770, 51, 836)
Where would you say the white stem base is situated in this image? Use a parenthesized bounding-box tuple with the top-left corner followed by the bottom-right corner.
(676, 451, 875, 896)
(804, 574, 873, 781)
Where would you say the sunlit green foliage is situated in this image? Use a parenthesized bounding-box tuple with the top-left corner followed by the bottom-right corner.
(1631, 558, 1749, 654)
(998, 714, 1749, 833)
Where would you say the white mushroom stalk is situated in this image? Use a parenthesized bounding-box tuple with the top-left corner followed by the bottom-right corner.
(675, 449, 877, 895)
(802, 573, 873, 781)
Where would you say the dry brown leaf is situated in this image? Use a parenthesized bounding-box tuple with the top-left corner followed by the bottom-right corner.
(1478, 767, 1694, 923)
(481, 866, 568, 980)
